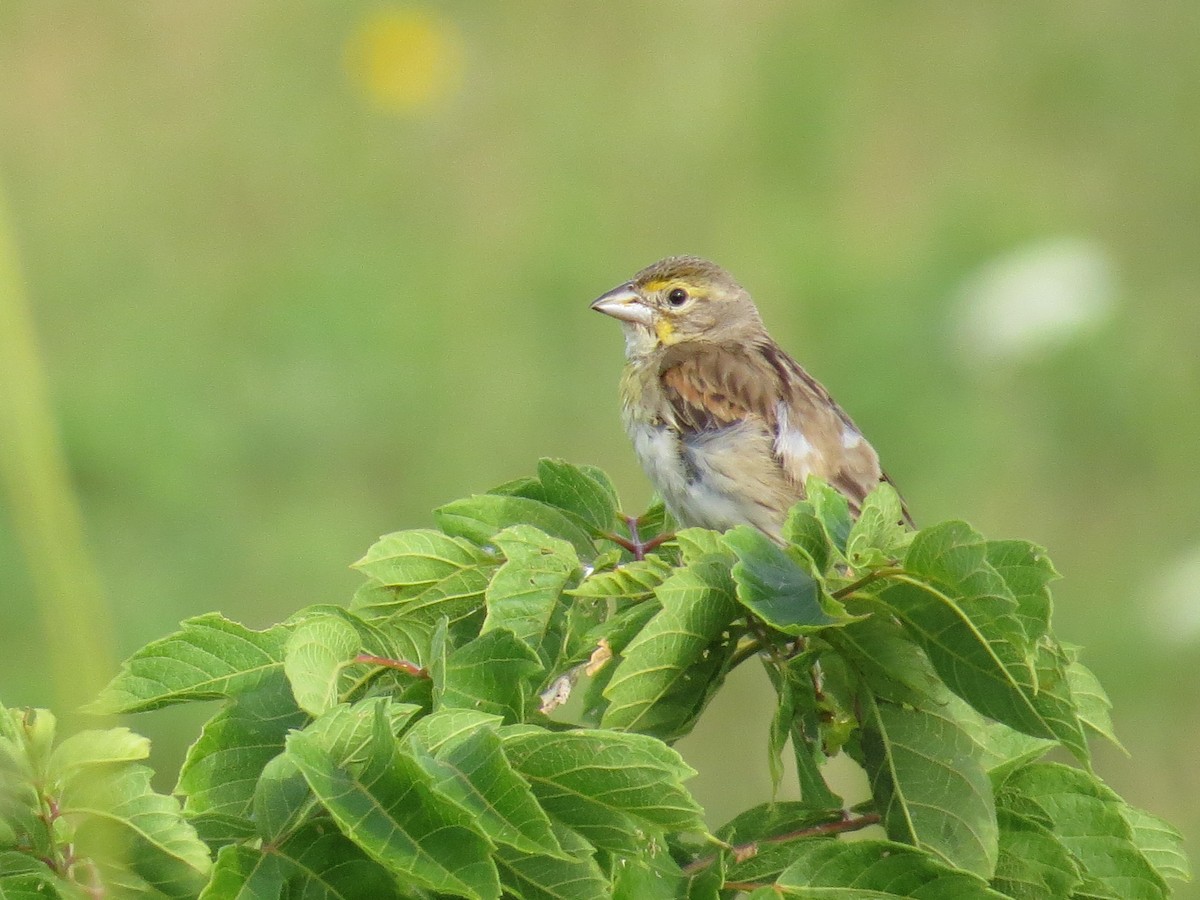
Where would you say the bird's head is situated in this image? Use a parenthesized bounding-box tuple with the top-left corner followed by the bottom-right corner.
(591, 256, 764, 359)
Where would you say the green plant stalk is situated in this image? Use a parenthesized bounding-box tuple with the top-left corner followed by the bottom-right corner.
(0, 177, 116, 712)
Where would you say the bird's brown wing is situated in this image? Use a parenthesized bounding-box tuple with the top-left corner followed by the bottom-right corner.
(660, 340, 913, 523)
(659, 342, 781, 433)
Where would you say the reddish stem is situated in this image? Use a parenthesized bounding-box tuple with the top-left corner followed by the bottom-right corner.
(682, 811, 881, 876)
(354, 654, 428, 678)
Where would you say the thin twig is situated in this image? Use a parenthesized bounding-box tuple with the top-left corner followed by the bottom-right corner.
(682, 811, 882, 876)
(354, 654, 428, 678)
(831, 566, 904, 599)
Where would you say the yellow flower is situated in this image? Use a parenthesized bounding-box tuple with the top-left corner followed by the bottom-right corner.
(345, 8, 463, 113)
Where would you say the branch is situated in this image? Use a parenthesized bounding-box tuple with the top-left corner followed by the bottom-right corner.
(682, 811, 881, 877)
(354, 654, 428, 678)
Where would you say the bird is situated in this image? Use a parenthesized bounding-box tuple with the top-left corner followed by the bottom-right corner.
(590, 255, 910, 542)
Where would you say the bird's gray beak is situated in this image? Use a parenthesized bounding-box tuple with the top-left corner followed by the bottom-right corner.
(590, 284, 653, 326)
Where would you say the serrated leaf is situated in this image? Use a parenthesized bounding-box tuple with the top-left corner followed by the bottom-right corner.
(500, 726, 703, 852)
(1065, 652, 1122, 750)
(48, 728, 149, 779)
(761, 653, 842, 808)
(272, 825, 405, 899)
(88, 614, 289, 714)
(431, 627, 544, 724)
(611, 839, 686, 900)
(435, 494, 596, 558)
(286, 710, 500, 900)
(177, 674, 306, 820)
(536, 458, 620, 533)
(601, 555, 740, 739)
(725, 526, 840, 634)
(200, 844, 289, 900)
(846, 481, 910, 568)
(990, 805, 1082, 900)
(1121, 806, 1191, 884)
(861, 696, 999, 878)
(284, 614, 362, 715)
(806, 477, 854, 554)
(351, 549, 495, 639)
(63, 763, 211, 898)
(880, 523, 1073, 747)
(772, 839, 1008, 897)
(1005, 763, 1169, 900)
(986, 540, 1056, 644)
(783, 501, 833, 574)
(567, 555, 674, 602)
(353, 528, 492, 591)
(674, 528, 731, 565)
(494, 822, 608, 900)
(831, 615, 941, 706)
(408, 723, 566, 858)
(1030, 639, 1090, 765)
(483, 525, 580, 669)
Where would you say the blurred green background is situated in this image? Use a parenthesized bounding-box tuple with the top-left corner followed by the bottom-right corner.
(2, 1, 1198, 888)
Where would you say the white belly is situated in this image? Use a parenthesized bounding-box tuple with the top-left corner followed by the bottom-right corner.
(625, 419, 787, 537)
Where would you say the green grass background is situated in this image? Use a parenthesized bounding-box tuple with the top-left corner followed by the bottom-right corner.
(1, 2, 1198, 889)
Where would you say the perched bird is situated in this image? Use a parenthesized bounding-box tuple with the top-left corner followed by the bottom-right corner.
(591, 256, 910, 541)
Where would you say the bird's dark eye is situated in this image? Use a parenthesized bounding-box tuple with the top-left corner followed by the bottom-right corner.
(667, 287, 689, 307)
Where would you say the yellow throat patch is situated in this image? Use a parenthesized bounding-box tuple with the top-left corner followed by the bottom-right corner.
(654, 318, 677, 345)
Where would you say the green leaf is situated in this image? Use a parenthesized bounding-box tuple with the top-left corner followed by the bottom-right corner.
(202, 824, 408, 899)
(1065, 651, 1123, 750)
(431, 627, 544, 724)
(483, 525, 580, 669)
(762, 653, 842, 808)
(674, 528, 731, 565)
(990, 805, 1082, 900)
(251, 753, 313, 843)
(567, 555, 674, 602)
(536, 458, 620, 533)
(772, 839, 1008, 897)
(806, 477, 854, 554)
(500, 726, 703, 852)
(200, 844, 289, 900)
(284, 614, 362, 716)
(353, 528, 492, 592)
(611, 839, 686, 900)
(176, 674, 306, 820)
(407, 718, 567, 858)
(986, 540, 1056, 644)
(831, 616, 941, 706)
(725, 526, 840, 634)
(880, 522, 1074, 746)
(271, 825, 405, 899)
(1121, 806, 1191, 884)
(783, 501, 833, 574)
(351, 548, 494, 639)
(48, 728, 150, 779)
(286, 709, 501, 900)
(1004, 763, 1169, 900)
(860, 696, 999, 878)
(846, 481, 910, 568)
(88, 613, 289, 714)
(435, 494, 596, 558)
(63, 762, 212, 898)
(494, 823, 608, 900)
(601, 555, 740, 739)
(1029, 639, 1089, 765)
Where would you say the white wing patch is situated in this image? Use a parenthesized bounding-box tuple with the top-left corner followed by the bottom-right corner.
(841, 427, 863, 450)
(774, 402, 818, 482)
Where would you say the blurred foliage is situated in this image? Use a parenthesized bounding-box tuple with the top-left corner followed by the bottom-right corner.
(0, 2, 1198, 892)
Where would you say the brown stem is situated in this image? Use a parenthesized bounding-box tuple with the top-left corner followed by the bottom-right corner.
(604, 516, 676, 561)
(831, 566, 904, 599)
(681, 811, 881, 876)
(354, 654, 428, 678)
